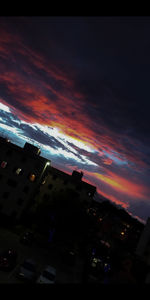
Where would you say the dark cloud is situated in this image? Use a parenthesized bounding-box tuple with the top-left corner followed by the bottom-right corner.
(0, 17, 150, 223)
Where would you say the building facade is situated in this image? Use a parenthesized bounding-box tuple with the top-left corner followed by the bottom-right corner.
(34, 167, 97, 210)
(136, 217, 150, 258)
(0, 137, 51, 220)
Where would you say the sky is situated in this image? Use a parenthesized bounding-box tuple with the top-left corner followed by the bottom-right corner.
(0, 16, 150, 223)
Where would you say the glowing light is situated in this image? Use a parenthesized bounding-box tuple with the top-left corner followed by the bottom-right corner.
(29, 174, 36, 182)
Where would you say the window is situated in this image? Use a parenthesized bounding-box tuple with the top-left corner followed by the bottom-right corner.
(15, 168, 22, 175)
(17, 198, 24, 205)
(29, 174, 36, 182)
(1, 161, 7, 168)
(13, 167, 23, 175)
(23, 186, 29, 193)
(2, 192, 9, 199)
(7, 179, 17, 187)
(48, 184, 53, 190)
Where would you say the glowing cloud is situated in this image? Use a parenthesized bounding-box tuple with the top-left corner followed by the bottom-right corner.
(93, 171, 147, 199)
(0, 101, 11, 113)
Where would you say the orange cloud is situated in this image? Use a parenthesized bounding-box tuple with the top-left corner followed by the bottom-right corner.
(93, 170, 147, 200)
(96, 189, 129, 209)
(102, 158, 113, 165)
(0, 23, 149, 174)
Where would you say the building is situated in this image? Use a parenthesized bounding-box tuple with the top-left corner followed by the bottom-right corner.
(34, 166, 96, 209)
(135, 217, 150, 283)
(0, 137, 51, 220)
(136, 217, 150, 258)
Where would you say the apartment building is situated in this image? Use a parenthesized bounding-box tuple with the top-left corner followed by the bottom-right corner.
(0, 137, 50, 220)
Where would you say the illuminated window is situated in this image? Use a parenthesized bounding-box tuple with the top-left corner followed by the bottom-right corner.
(15, 168, 22, 175)
(121, 231, 125, 236)
(29, 174, 36, 182)
(1, 161, 7, 168)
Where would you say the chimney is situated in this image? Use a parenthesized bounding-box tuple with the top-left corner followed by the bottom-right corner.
(72, 170, 83, 181)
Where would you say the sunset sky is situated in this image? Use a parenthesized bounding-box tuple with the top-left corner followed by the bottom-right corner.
(0, 16, 150, 223)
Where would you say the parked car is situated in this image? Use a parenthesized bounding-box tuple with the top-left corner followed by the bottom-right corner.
(36, 265, 56, 284)
(17, 259, 37, 282)
(20, 231, 34, 246)
(61, 246, 77, 266)
(0, 248, 17, 271)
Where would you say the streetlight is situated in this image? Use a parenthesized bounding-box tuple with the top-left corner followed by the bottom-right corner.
(39, 161, 51, 185)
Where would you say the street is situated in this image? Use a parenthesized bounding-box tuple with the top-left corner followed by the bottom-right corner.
(0, 227, 84, 283)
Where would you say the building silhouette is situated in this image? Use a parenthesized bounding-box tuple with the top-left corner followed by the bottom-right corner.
(0, 137, 96, 221)
(0, 137, 50, 220)
(136, 217, 150, 258)
(34, 166, 96, 210)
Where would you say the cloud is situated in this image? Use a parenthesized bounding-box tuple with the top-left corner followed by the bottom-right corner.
(0, 18, 150, 222)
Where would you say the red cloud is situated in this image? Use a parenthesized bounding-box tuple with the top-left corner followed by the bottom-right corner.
(0, 22, 149, 176)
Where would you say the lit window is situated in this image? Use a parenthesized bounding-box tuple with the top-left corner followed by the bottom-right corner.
(15, 168, 22, 175)
(121, 231, 125, 236)
(1, 161, 7, 168)
(29, 174, 36, 182)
